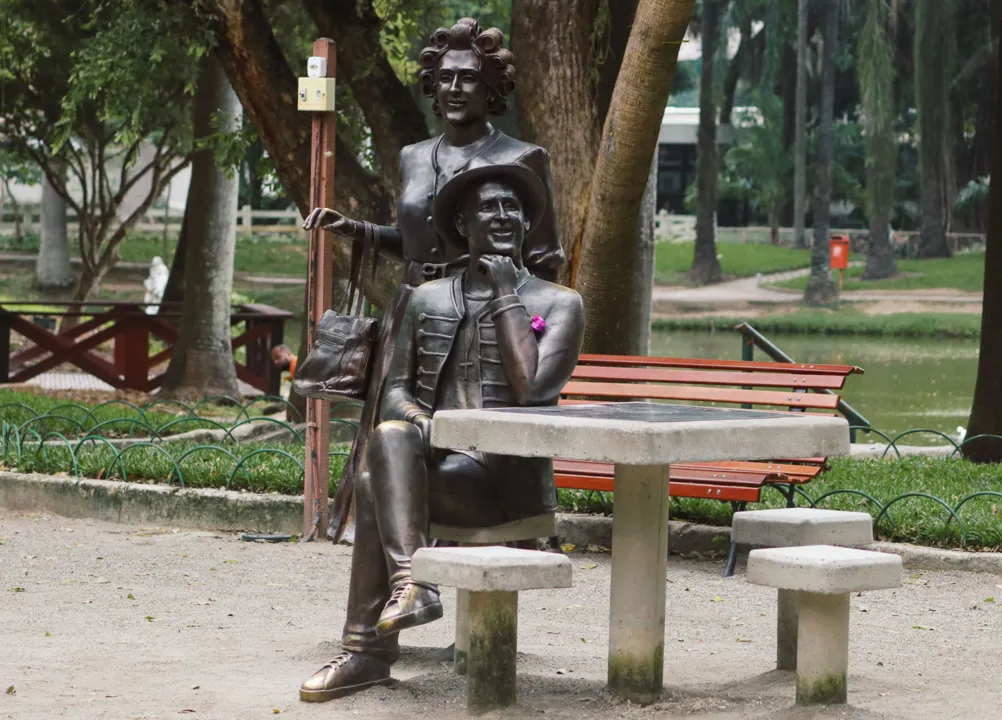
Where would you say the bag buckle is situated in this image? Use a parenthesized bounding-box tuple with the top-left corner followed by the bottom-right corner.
(421, 262, 443, 278)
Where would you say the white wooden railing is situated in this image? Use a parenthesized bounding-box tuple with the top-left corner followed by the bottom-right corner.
(0, 205, 303, 235)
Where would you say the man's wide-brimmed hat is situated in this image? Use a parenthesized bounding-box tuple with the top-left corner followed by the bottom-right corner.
(432, 158, 548, 248)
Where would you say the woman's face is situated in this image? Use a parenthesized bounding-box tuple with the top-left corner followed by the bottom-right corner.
(436, 49, 489, 126)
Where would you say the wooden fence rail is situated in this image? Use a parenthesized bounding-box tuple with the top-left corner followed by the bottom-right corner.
(0, 301, 292, 394)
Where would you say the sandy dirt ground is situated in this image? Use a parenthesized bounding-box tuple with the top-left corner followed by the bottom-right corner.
(2, 509, 1001, 720)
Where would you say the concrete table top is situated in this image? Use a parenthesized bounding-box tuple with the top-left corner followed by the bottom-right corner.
(431, 402, 850, 465)
(430, 401, 850, 704)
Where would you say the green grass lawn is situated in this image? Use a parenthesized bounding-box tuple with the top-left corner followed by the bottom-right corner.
(651, 310, 982, 338)
(560, 456, 1002, 550)
(1, 231, 309, 277)
(0, 438, 348, 495)
(655, 241, 811, 285)
(0, 389, 280, 438)
(771, 253, 985, 293)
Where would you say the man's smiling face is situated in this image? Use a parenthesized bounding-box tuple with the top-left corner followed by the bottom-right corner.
(459, 180, 527, 257)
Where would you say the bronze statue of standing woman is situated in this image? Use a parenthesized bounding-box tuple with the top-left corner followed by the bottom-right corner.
(302, 18, 565, 543)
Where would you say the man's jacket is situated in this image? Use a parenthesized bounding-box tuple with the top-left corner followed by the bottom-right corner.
(381, 267, 585, 520)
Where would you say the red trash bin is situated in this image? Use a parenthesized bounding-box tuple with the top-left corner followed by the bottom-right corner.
(829, 234, 850, 288)
(829, 234, 850, 269)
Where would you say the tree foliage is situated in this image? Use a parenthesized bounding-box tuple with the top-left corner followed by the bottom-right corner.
(723, 94, 790, 244)
(0, 0, 215, 300)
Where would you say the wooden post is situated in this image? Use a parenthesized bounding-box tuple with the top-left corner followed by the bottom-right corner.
(303, 39, 336, 540)
(0, 310, 10, 383)
(241, 204, 253, 235)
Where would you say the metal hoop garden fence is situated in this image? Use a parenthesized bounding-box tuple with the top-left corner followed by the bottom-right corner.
(3, 393, 1002, 548)
(0, 396, 363, 494)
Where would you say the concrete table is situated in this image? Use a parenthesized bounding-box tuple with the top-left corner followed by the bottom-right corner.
(432, 402, 850, 704)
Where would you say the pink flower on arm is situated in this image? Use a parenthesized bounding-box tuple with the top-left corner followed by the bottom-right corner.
(530, 315, 546, 333)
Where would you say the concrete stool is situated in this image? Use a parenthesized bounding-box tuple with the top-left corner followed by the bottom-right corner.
(730, 508, 873, 670)
(413, 545, 572, 713)
(747, 545, 901, 706)
(431, 513, 556, 675)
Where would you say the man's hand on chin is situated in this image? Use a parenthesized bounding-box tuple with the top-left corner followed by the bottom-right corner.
(477, 254, 518, 297)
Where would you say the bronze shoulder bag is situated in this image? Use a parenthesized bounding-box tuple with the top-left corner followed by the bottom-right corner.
(292, 223, 380, 400)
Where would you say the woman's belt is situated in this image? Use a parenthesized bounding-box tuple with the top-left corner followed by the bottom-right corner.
(404, 256, 469, 285)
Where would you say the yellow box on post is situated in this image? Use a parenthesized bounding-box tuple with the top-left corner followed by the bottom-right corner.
(298, 77, 336, 112)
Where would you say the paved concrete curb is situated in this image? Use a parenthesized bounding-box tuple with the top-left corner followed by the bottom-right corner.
(3, 471, 1001, 574)
(0, 471, 302, 533)
(867, 541, 1002, 575)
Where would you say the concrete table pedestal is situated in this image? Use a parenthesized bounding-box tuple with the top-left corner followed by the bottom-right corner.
(431, 402, 850, 704)
(607, 464, 671, 702)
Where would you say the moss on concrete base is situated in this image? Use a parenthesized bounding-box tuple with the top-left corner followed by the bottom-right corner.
(796, 672, 847, 705)
(467, 591, 517, 713)
(607, 644, 664, 705)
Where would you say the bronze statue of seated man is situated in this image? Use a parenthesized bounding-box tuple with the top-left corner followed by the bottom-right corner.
(300, 160, 585, 702)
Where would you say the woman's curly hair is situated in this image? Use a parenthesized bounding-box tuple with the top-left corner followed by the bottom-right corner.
(418, 18, 515, 117)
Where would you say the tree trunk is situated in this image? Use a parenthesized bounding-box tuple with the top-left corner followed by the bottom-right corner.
(576, 0, 695, 354)
(195, 0, 400, 308)
(965, 11, 1002, 463)
(161, 209, 188, 306)
(793, 0, 809, 249)
(859, 0, 898, 280)
(691, 0, 724, 286)
(803, 0, 839, 307)
(915, 0, 955, 259)
(719, 14, 751, 127)
(628, 152, 657, 355)
(159, 54, 242, 400)
(511, 0, 604, 286)
(35, 158, 75, 291)
(244, 138, 265, 209)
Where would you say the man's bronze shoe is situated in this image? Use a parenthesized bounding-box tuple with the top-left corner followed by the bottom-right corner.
(375, 581, 443, 636)
(299, 651, 392, 702)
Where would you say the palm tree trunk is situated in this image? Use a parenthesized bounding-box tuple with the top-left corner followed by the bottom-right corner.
(964, 14, 1002, 463)
(793, 0, 809, 249)
(575, 0, 694, 353)
(859, 0, 898, 280)
(691, 0, 724, 286)
(803, 0, 839, 307)
(915, 0, 955, 258)
(159, 53, 242, 399)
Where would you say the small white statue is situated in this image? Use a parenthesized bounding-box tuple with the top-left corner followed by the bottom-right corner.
(144, 256, 169, 314)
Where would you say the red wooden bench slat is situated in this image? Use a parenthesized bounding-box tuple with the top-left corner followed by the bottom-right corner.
(570, 364, 847, 390)
(560, 380, 842, 410)
(552, 459, 821, 482)
(554, 473, 765, 504)
(577, 353, 863, 376)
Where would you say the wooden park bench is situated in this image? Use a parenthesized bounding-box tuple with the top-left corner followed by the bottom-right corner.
(553, 353, 864, 512)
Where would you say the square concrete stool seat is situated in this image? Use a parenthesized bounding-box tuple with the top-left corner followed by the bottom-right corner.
(413, 546, 572, 713)
(430, 513, 556, 676)
(747, 545, 902, 706)
(731, 508, 874, 670)
(732, 508, 874, 549)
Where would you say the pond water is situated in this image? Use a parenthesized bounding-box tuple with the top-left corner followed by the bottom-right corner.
(650, 330, 979, 445)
